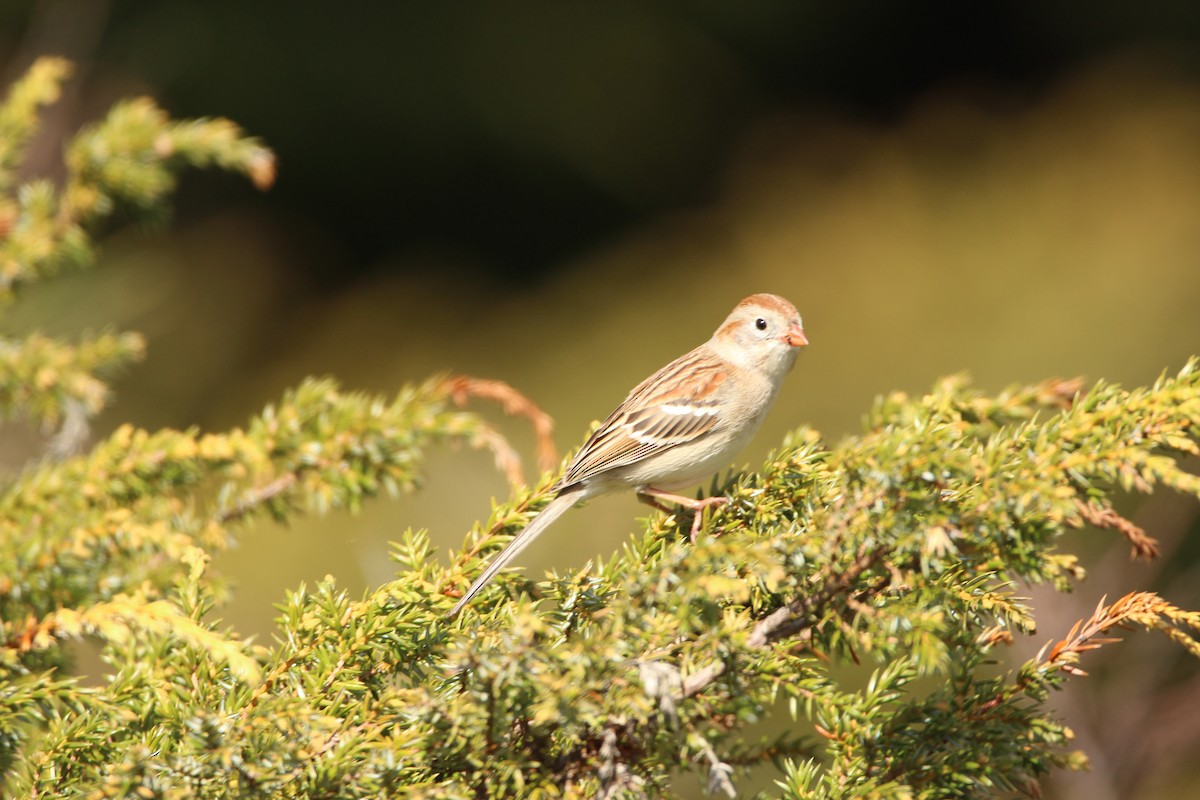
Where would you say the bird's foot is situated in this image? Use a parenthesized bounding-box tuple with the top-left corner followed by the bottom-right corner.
(637, 488, 729, 542)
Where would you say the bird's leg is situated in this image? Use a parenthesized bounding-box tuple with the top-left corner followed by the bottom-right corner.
(637, 487, 728, 542)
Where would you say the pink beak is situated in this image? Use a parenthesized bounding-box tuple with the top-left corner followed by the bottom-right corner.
(784, 323, 809, 348)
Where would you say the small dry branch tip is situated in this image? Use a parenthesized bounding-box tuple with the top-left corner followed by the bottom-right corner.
(441, 374, 558, 477)
(1075, 498, 1161, 559)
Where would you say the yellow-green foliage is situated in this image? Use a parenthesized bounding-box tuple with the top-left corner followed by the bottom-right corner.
(1, 59, 1199, 799)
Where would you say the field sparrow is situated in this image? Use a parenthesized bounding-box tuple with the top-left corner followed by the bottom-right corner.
(449, 293, 808, 617)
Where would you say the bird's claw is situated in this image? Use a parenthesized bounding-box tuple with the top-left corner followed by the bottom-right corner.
(687, 496, 728, 542)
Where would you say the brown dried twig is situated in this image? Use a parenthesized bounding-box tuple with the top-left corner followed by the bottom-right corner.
(1074, 498, 1161, 560)
(441, 375, 558, 481)
(1034, 376, 1085, 409)
(464, 422, 526, 490)
(1037, 592, 1200, 677)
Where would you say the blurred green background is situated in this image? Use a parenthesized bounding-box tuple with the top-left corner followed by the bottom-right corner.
(4, 2, 1200, 797)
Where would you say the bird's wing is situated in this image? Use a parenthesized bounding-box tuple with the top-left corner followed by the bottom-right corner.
(557, 345, 727, 489)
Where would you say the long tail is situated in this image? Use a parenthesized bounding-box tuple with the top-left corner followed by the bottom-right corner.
(449, 486, 587, 618)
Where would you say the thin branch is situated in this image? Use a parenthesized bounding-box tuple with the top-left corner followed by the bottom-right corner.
(1075, 498, 1160, 559)
(214, 474, 298, 525)
(679, 543, 888, 699)
(441, 375, 558, 476)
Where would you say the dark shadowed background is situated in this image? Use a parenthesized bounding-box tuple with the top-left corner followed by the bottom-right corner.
(4, 2, 1200, 797)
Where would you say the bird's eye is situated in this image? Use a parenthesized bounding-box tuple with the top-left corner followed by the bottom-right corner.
(755, 318, 768, 331)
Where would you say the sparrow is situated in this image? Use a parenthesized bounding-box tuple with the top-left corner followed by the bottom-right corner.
(450, 293, 807, 616)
